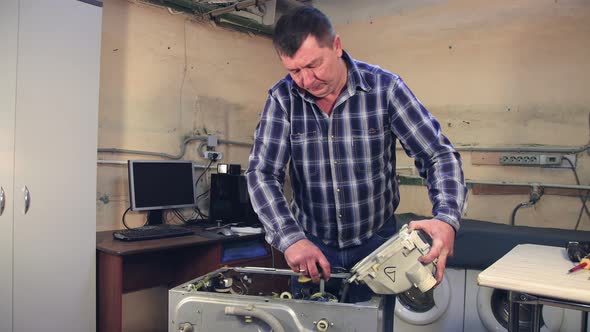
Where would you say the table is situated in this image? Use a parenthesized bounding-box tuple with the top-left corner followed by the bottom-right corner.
(96, 226, 283, 332)
(478, 244, 590, 332)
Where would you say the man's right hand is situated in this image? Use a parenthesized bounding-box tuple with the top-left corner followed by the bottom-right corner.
(284, 239, 331, 283)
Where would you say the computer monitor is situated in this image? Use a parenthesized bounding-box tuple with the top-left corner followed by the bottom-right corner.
(128, 160, 197, 225)
(208, 173, 259, 226)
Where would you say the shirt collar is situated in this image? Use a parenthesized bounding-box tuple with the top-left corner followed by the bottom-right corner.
(342, 50, 372, 94)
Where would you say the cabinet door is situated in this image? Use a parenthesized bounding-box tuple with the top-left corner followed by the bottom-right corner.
(0, 0, 18, 330)
(12, 0, 102, 331)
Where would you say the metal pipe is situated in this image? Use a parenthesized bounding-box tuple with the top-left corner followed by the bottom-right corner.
(97, 135, 252, 160)
(204, 0, 269, 18)
(142, 0, 273, 35)
(395, 144, 590, 154)
(398, 174, 590, 191)
(97, 159, 210, 169)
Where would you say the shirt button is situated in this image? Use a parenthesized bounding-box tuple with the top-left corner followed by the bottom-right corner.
(331, 135, 335, 139)
(334, 161, 338, 165)
(336, 188, 341, 192)
(338, 214, 342, 218)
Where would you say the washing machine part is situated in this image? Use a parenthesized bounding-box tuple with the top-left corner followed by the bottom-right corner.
(465, 269, 585, 332)
(393, 268, 465, 332)
(349, 224, 437, 294)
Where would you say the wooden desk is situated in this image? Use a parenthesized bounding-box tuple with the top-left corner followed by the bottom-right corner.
(478, 244, 590, 332)
(96, 226, 283, 332)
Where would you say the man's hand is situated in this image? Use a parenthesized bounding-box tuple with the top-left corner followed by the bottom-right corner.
(284, 239, 331, 282)
(408, 218, 455, 285)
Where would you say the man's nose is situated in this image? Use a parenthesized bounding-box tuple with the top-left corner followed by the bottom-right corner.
(300, 69, 314, 88)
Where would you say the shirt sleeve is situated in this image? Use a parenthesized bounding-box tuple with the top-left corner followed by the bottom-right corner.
(388, 77, 468, 231)
(245, 92, 307, 252)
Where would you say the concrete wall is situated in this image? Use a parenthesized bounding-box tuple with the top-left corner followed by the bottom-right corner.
(97, 0, 284, 231)
(98, 0, 590, 233)
(316, 0, 590, 230)
(96, 1, 589, 330)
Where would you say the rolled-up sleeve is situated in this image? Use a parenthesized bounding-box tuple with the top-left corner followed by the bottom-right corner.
(245, 93, 307, 252)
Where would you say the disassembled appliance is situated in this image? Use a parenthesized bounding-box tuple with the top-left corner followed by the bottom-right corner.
(349, 224, 437, 294)
(169, 224, 436, 331)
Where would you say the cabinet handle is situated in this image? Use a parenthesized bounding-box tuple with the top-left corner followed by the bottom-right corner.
(0, 187, 5, 216)
(24, 186, 30, 215)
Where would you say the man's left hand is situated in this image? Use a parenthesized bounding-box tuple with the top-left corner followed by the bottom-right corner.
(408, 218, 455, 285)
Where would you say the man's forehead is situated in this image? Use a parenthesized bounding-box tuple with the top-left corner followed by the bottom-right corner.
(280, 37, 326, 69)
(281, 52, 321, 70)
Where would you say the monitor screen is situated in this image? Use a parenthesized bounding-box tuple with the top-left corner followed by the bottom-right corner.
(128, 160, 197, 213)
(209, 173, 259, 226)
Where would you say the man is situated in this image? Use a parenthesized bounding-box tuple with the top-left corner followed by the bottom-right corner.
(245, 6, 467, 298)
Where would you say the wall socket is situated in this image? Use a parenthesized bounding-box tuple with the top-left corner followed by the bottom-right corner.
(499, 153, 576, 168)
(204, 151, 223, 161)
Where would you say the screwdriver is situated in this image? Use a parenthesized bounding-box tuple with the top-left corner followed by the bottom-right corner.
(567, 257, 590, 274)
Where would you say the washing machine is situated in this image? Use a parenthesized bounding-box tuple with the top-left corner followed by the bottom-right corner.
(465, 269, 587, 332)
(392, 267, 465, 332)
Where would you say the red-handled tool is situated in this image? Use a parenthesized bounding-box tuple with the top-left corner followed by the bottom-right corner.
(568, 257, 590, 274)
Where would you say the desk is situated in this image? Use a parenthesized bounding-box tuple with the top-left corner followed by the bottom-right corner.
(96, 226, 284, 332)
(478, 244, 590, 332)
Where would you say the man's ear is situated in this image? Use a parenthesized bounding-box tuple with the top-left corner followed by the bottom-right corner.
(333, 35, 343, 57)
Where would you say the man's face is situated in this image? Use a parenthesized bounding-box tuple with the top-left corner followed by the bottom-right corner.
(280, 35, 343, 98)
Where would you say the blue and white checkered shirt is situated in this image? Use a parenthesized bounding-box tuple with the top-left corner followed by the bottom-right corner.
(246, 51, 467, 252)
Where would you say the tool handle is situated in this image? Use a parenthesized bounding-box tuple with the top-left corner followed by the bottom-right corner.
(568, 258, 590, 273)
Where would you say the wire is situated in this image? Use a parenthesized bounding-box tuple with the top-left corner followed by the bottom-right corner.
(510, 187, 543, 226)
(562, 157, 590, 229)
(510, 202, 530, 226)
(193, 159, 214, 220)
(122, 206, 132, 229)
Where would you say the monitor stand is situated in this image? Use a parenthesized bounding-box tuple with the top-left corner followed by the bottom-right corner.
(204, 220, 226, 231)
(146, 210, 164, 226)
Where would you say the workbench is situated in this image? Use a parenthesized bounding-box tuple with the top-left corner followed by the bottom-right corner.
(478, 244, 590, 332)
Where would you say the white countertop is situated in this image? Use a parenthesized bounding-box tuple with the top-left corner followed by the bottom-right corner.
(477, 244, 590, 304)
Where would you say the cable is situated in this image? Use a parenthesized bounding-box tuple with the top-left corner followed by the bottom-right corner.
(194, 189, 210, 220)
(510, 202, 530, 227)
(122, 206, 133, 229)
(562, 157, 590, 229)
(510, 186, 543, 226)
(193, 159, 214, 220)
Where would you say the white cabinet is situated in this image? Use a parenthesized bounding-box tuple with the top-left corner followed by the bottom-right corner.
(0, 0, 102, 331)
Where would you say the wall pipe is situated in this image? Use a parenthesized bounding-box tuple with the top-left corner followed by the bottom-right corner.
(97, 135, 252, 160)
(396, 143, 590, 154)
(97, 159, 211, 169)
(99, 140, 590, 158)
(144, 0, 273, 35)
(203, 0, 270, 19)
(398, 174, 590, 191)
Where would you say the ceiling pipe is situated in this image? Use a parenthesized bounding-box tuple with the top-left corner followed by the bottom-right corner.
(203, 0, 270, 18)
(144, 0, 273, 35)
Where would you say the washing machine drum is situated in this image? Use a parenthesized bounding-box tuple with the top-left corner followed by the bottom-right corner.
(394, 272, 451, 325)
(476, 287, 564, 331)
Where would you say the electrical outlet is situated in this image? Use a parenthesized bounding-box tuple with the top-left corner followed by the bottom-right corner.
(539, 154, 561, 166)
(204, 151, 223, 161)
(542, 154, 577, 168)
(499, 154, 540, 166)
(499, 153, 576, 168)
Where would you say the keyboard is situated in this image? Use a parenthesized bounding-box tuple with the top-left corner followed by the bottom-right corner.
(113, 224, 194, 241)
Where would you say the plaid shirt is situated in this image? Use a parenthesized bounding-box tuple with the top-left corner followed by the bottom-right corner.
(246, 51, 467, 252)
